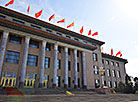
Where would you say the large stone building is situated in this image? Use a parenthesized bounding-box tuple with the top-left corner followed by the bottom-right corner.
(0, 6, 128, 89)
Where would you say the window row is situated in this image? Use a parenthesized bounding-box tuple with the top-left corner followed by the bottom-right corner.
(102, 59, 119, 67)
(5, 51, 81, 71)
(95, 79, 117, 88)
(8, 35, 82, 56)
(93, 66, 121, 78)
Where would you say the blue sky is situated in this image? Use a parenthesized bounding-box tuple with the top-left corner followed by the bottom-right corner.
(1, 0, 138, 77)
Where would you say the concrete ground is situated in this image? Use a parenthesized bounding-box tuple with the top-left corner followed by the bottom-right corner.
(0, 94, 138, 102)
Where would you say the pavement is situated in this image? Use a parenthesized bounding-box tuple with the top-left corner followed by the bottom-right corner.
(0, 94, 138, 102)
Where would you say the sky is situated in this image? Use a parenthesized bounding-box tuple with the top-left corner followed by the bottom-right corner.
(0, 0, 138, 77)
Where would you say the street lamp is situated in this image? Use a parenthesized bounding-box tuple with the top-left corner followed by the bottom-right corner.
(99, 67, 105, 88)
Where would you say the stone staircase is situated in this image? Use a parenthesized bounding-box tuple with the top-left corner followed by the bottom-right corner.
(5, 87, 23, 96)
(18, 88, 65, 95)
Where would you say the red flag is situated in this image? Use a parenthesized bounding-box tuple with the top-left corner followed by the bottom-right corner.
(111, 49, 113, 55)
(88, 29, 91, 35)
(27, 5, 30, 13)
(67, 22, 74, 28)
(35, 10, 43, 18)
(120, 53, 122, 57)
(49, 14, 55, 21)
(116, 51, 121, 56)
(57, 19, 65, 23)
(92, 32, 98, 36)
(5, 0, 14, 7)
(80, 26, 83, 34)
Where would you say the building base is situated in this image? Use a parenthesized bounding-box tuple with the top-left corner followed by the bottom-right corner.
(64, 84, 68, 89)
(83, 85, 87, 89)
(19, 82, 24, 88)
(74, 85, 77, 89)
(38, 83, 43, 88)
(52, 84, 56, 88)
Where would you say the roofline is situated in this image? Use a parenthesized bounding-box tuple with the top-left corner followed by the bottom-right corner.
(0, 17, 97, 51)
(102, 53, 128, 64)
(0, 6, 105, 46)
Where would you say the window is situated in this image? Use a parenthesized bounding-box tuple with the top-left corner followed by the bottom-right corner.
(113, 81, 117, 88)
(93, 53, 97, 61)
(56, 76, 60, 87)
(92, 44, 96, 47)
(104, 81, 106, 86)
(68, 48, 71, 55)
(68, 61, 71, 71)
(116, 62, 119, 67)
(74, 38, 79, 41)
(13, 19, 24, 25)
(66, 35, 71, 39)
(95, 79, 100, 88)
(102, 59, 104, 64)
(5, 51, 20, 64)
(31, 24, 41, 30)
(77, 63, 79, 72)
(57, 59, 61, 69)
(45, 57, 50, 68)
(112, 70, 116, 77)
(83, 41, 87, 44)
(0, 15, 5, 19)
(93, 66, 99, 75)
(56, 33, 62, 36)
(77, 51, 79, 57)
(117, 71, 121, 78)
(29, 40, 39, 48)
(106, 60, 109, 65)
(27, 54, 38, 66)
(111, 61, 114, 66)
(108, 81, 112, 88)
(46, 43, 51, 51)
(107, 69, 111, 76)
(9, 34, 22, 44)
(57, 46, 61, 53)
(46, 29, 52, 33)
(68, 77, 71, 87)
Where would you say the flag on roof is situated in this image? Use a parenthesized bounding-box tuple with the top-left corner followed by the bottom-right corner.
(80, 26, 83, 34)
(67, 22, 74, 28)
(111, 49, 113, 55)
(88, 29, 91, 36)
(92, 32, 98, 36)
(57, 19, 65, 23)
(35, 10, 43, 18)
(27, 5, 30, 13)
(49, 14, 55, 21)
(116, 51, 121, 56)
(5, 0, 14, 7)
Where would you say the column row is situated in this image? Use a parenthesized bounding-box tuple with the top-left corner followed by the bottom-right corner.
(0, 31, 87, 88)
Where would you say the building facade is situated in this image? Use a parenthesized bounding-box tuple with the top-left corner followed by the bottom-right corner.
(0, 6, 127, 89)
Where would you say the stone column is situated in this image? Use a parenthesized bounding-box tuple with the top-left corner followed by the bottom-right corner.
(82, 52, 87, 89)
(0, 31, 9, 78)
(19, 36, 30, 88)
(74, 49, 78, 88)
(64, 47, 68, 88)
(52, 44, 58, 88)
(39, 40, 47, 88)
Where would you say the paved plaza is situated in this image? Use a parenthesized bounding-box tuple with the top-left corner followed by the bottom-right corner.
(0, 94, 138, 102)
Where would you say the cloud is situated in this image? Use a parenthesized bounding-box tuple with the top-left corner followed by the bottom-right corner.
(131, 41, 138, 54)
(126, 58, 138, 77)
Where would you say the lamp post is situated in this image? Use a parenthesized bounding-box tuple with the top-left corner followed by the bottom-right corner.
(99, 67, 105, 88)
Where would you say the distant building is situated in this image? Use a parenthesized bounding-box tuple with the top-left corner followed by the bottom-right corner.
(0, 6, 128, 89)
